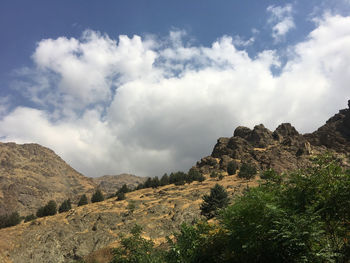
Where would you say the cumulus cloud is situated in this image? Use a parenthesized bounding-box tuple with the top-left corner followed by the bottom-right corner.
(1, 14, 350, 177)
(267, 4, 295, 42)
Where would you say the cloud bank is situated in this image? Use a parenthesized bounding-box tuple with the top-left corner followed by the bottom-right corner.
(267, 4, 295, 42)
(1, 14, 350, 177)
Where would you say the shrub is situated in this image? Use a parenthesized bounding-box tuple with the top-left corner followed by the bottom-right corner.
(36, 200, 57, 217)
(160, 173, 169, 186)
(0, 212, 21, 229)
(200, 184, 229, 219)
(58, 199, 72, 213)
(91, 189, 104, 203)
(210, 171, 218, 178)
(117, 192, 125, 201)
(238, 163, 257, 179)
(118, 184, 131, 194)
(227, 161, 238, 175)
(24, 214, 37, 222)
(78, 194, 88, 206)
(111, 225, 164, 263)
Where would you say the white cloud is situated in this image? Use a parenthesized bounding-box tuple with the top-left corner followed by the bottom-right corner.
(1, 14, 350, 177)
(267, 4, 295, 42)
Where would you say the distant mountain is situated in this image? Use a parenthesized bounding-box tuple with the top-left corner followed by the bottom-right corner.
(92, 174, 146, 196)
(0, 142, 96, 216)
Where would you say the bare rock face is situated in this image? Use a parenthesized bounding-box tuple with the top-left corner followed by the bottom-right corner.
(304, 100, 350, 154)
(197, 101, 350, 175)
(0, 142, 96, 216)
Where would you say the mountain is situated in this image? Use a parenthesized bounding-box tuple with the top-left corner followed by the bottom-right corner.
(195, 100, 350, 175)
(0, 142, 96, 216)
(92, 174, 146, 197)
(0, 100, 349, 263)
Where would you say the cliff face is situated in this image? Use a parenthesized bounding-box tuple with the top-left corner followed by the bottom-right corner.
(195, 101, 350, 175)
(0, 142, 96, 216)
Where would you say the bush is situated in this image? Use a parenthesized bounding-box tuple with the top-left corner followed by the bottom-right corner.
(118, 184, 131, 194)
(227, 161, 238, 175)
(78, 194, 88, 206)
(238, 163, 257, 179)
(111, 225, 164, 263)
(58, 199, 72, 213)
(0, 212, 21, 229)
(117, 192, 125, 201)
(200, 184, 229, 219)
(91, 189, 104, 203)
(160, 173, 169, 186)
(210, 171, 218, 178)
(24, 214, 37, 222)
(36, 200, 57, 217)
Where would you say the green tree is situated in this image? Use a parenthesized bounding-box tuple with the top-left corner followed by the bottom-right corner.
(91, 189, 104, 203)
(160, 173, 169, 186)
(0, 212, 21, 229)
(78, 194, 88, 206)
(238, 163, 257, 179)
(117, 191, 126, 201)
(200, 184, 229, 219)
(37, 200, 57, 217)
(111, 225, 164, 263)
(24, 214, 37, 222)
(118, 184, 130, 194)
(227, 161, 238, 175)
(58, 199, 72, 213)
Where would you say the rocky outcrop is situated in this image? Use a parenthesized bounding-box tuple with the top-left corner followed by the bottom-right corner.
(196, 101, 350, 175)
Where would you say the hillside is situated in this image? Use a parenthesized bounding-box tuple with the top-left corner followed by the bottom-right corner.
(92, 174, 146, 197)
(0, 143, 96, 216)
(0, 100, 349, 262)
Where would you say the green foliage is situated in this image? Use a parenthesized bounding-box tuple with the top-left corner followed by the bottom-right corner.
(188, 168, 205, 182)
(58, 199, 72, 213)
(117, 192, 125, 201)
(24, 214, 37, 222)
(210, 171, 218, 178)
(37, 200, 57, 217)
(200, 184, 229, 219)
(91, 189, 104, 203)
(218, 174, 224, 180)
(227, 161, 238, 175)
(127, 200, 137, 213)
(78, 194, 88, 206)
(111, 225, 164, 263)
(160, 173, 169, 186)
(109, 155, 350, 262)
(238, 163, 257, 179)
(0, 211, 21, 229)
(118, 184, 131, 194)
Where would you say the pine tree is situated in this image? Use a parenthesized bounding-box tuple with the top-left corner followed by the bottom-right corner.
(58, 199, 72, 213)
(91, 189, 104, 203)
(200, 184, 229, 219)
(78, 194, 88, 206)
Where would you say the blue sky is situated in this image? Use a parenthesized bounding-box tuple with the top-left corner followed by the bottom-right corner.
(1, 0, 350, 177)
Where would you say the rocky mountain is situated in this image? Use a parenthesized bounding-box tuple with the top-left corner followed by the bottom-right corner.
(0, 142, 97, 216)
(92, 174, 146, 197)
(0, 100, 349, 263)
(195, 100, 350, 175)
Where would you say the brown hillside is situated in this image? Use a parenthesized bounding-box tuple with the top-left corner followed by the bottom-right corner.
(0, 142, 96, 216)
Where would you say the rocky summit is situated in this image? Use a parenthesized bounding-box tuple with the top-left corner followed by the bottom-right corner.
(195, 100, 350, 175)
(0, 101, 349, 263)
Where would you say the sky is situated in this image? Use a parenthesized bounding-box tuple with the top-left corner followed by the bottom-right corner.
(1, 0, 350, 177)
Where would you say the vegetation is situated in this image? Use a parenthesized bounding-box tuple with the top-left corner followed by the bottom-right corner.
(111, 225, 164, 263)
(24, 214, 37, 222)
(78, 194, 88, 206)
(109, 155, 350, 262)
(91, 189, 105, 203)
(136, 170, 206, 190)
(238, 162, 257, 179)
(58, 199, 72, 213)
(36, 200, 57, 217)
(200, 184, 229, 219)
(227, 161, 238, 175)
(117, 192, 125, 201)
(0, 212, 21, 229)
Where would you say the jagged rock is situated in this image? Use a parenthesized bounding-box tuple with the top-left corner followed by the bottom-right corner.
(233, 126, 252, 139)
